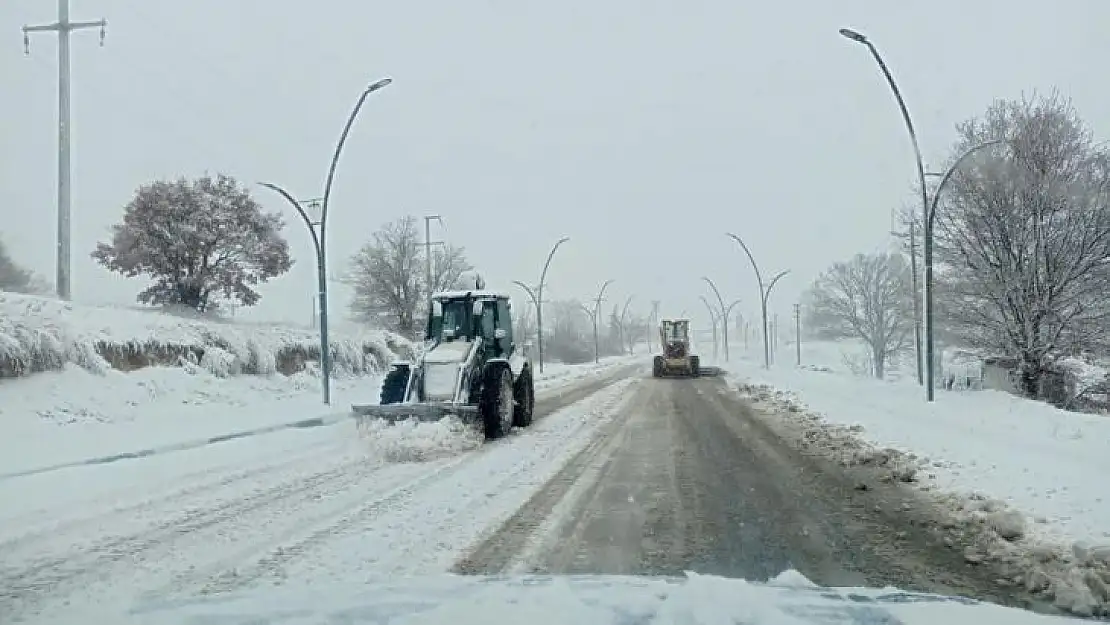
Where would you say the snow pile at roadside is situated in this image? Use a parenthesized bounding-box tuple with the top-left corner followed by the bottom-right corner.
(729, 358, 1110, 617)
(534, 355, 645, 392)
(0, 291, 410, 379)
(355, 414, 484, 462)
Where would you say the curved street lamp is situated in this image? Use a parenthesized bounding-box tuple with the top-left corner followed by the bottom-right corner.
(923, 138, 1008, 401)
(699, 295, 720, 361)
(531, 236, 571, 373)
(618, 294, 635, 354)
(839, 27, 925, 387)
(726, 233, 788, 369)
(588, 279, 614, 363)
(702, 276, 736, 362)
(259, 76, 392, 405)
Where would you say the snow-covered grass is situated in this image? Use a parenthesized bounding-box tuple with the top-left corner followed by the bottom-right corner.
(726, 338, 1110, 617)
(0, 291, 410, 379)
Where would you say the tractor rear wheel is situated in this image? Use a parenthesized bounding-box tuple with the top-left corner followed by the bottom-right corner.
(480, 366, 514, 439)
(512, 368, 535, 427)
(652, 355, 664, 378)
(690, 355, 700, 377)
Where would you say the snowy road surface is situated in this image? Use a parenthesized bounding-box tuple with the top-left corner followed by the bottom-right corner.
(0, 363, 641, 623)
(455, 374, 1052, 614)
(1, 364, 1057, 622)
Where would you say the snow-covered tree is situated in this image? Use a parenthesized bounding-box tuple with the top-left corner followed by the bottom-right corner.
(935, 93, 1110, 397)
(545, 299, 593, 364)
(346, 215, 473, 336)
(805, 252, 913, 379)
(0, 236, 34, 293)
(92, 173, 292, 313)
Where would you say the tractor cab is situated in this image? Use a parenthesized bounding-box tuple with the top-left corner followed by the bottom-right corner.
(425, 277, 515, 358)
(660, 318, 690, 358)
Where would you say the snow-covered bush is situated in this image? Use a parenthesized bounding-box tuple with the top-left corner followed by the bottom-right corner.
(0, 292, 411, 380)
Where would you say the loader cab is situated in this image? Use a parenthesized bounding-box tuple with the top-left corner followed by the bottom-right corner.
(661, 319, 690, 343)
(426, 291, 515, 356)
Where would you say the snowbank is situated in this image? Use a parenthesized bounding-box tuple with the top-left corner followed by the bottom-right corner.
(727, 342, 1110, 617)
(0, 292, 411, 379)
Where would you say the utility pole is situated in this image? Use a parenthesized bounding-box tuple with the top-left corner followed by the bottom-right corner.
(423, 215, 445, 304)
(649, 300, 661, 353)
(771, 313, 779, 365)
(23, 1, 107, 301)
(793, 303, 801, 366)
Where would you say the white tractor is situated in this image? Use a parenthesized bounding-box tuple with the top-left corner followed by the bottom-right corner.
(352, 272, 535, 439)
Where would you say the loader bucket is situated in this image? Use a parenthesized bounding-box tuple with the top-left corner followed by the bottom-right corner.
(696, 366, 723, 377)
(351, 402, 481, 431)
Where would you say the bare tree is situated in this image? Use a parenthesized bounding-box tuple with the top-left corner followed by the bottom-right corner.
(623, 314, 650, 354)
(429, 244, 473, 295)
(805, 252, 913, 379)
(347, 216, 423, 335)
(545, 299, 593, 364)
(935, 93, 1110, 397)
(347, 216, 473, 337)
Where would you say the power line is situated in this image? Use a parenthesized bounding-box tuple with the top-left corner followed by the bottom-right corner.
(22, 0, 108, 301)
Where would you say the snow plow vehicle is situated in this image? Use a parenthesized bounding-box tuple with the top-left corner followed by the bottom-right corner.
(652, 318, 705, 378)
(351, 272, 535, 440)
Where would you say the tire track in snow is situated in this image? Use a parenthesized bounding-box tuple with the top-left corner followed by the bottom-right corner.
(1, 364, 643, 622)
(0, 434, 344, 548)
(0, 451, 383, 622)
(150, 371, 644, 597)
(452, 382, 651, 574)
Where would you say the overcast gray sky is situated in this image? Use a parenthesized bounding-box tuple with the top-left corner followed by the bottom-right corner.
(4, 0, 1109, 330)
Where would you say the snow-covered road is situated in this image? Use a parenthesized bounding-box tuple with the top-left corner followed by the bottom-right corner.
(0, 363, 642, 624)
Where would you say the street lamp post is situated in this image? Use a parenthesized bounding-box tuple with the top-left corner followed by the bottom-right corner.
(839, 27, 926, 387)
(531, 237, 570, 374)
(589, 279, 614, 363)
(259, 77, 392, 406)
(726, 233, 789, 369)
(923, 138, 1007, 401)
(699, 295, 720, 360)
(701, 276, 734, 361)
(618, 294, 635, 354)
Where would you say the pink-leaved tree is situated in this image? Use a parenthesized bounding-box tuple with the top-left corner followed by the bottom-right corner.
(92, 173, 293, 313)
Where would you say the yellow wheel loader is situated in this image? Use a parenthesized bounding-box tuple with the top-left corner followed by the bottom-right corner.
(652, 318, 701, 378)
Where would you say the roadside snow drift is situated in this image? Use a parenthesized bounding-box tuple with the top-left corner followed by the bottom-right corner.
(728, 341, 1110, 618)
(0, 291, 409, 379)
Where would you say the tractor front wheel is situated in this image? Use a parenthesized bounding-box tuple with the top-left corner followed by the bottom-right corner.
(379, 366, 408, 404)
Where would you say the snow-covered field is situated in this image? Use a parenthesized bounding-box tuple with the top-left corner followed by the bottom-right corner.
(725, 338, 1110, 616)
(0, 291, 640, 478)
(0, 372, 642, 623)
